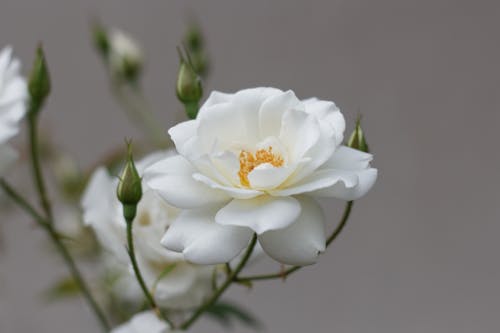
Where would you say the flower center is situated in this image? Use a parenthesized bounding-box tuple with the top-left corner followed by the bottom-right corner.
(238, 147, 284, 187)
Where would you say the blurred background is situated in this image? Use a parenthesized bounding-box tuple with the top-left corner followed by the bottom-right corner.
(0, 0, 499, 332)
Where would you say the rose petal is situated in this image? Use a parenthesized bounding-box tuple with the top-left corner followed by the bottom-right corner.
(258, 89, 302, 138)
(312, 168, 378, 200)
(161, 207, 253, 264)
(144, 155, 230, 209)
(322, 145, 373, 170)
(271, 169, 359, 197)
(258, 196, 326, 266)
(279, 109, 320, 162)
(303, 97, 345, 145)
(215, 195, 301, 234)
(192, 172, 262, 199)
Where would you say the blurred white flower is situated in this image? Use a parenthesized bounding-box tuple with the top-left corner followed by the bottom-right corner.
(0, 46, 28, 175)
(110, 311, 177, 333)
(81, 151, 213, 309)
(108, 29, 143, 79)
(145, 87, 377, 266)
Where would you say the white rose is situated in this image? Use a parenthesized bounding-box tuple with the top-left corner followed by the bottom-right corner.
(110, 311, 179, 333)
(81, 151, 213, 309)
(145, 87, 377, 266)
(0, 46, 27, 175)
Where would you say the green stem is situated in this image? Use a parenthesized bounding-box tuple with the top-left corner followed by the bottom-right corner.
(0, 179, 47, 225)
(28, 113, 53, 221)
(180, 234, 258, 330)
(237, 201, 354, 282)
(125, 217, 175, 328)
(26, 112, 110, 331)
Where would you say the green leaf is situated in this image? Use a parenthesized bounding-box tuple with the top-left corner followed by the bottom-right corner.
(43, 277, 81, 302)
(205, 301, 262, 330)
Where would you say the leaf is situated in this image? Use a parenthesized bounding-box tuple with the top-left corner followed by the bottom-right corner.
(43, 277, 81, 302)
(205, 301, 262, 330)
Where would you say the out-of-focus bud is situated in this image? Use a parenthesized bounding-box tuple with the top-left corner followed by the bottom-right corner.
(108, 29, 143, 83)
(176, 51, 203, 119)
(28, 46, 51, 113)
(184, 24, 209, 78)
(347, 117, 370, 153)
(92, 23, 110, 57)
(117, 142, 142, 221)
(186, 25, 203, 53)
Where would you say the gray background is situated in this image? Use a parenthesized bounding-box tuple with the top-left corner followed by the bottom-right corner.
(0, 0, 499, 332)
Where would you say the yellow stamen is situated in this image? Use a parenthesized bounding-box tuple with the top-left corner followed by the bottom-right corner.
(238, 147, 284, 187)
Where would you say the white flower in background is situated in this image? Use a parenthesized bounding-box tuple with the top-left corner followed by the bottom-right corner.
(111, 311, 178, 333)
(108, 29, 143, 77)
(145, 87, 377, 266)
(81, 152, 213, 309)
(0, 46, 28, 175)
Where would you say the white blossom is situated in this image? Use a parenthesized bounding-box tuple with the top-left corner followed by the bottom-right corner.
(145, 87, 377, 266)
(110, 311, 178, 333)
(81, 151, 213, 309)
(0, 46, 27, 175)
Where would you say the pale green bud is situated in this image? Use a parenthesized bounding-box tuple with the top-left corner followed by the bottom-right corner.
(28, 46, 51, 113)
(176, 59, 203, 105)
(347, 117, 370, 153)
(117, 144, 142, 221)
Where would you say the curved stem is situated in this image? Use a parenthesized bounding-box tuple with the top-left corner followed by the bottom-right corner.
(26, 112, 110, 331)
(28, 114, 53, 221)
(0, 179, 47, 225)
(125, 218, 175, 328)
(180, 234, 258, 330)
(237, 201, 354, 282)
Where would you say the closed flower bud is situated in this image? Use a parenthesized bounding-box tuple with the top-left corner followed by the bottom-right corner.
(184, 24, 209, 77)
(28, 46, 51, 112)
(117, 144, 142, 220)
(347, 117, 370, 153)
(176, 59, 203, 105)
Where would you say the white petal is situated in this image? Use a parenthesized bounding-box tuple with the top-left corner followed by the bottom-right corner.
(161, 207, 253, 264)
(197, 101, 248, 152)
(81, 168, 128, 263)
(271, 169, 359, 197)
(168, 120, 198, 157)
(215, 195, 301, 234)
(322, 145, 373, 170)
(192, 173, 262, 199)
(0, 47, 13, 76)
(258, 196, 326, 266)
(111, 311, 169, 333)
(247, 162, 295, 190)
(144, 155, 230, 209)
(279, 108, 320, 162)
(303, 97, 345, 145)
(197, 90, 234, 117)
(259, 90, 302, 138)
(312, 168, 378, 200)
(310, 146, 378, 200)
